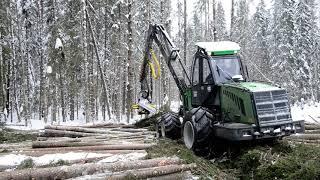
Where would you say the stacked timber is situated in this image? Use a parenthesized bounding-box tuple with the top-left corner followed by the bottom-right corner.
(285, 122, 320, 146)
(0, 123, 196, 179)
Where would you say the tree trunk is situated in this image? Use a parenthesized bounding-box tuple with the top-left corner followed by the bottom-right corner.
(126, 0, 134, 123)
(183, 0, 187, 67)
(85, 0, 111, 121)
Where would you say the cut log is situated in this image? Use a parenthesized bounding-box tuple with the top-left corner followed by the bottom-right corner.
(305, 130, 320, 134)
(285, 138, 320, 144)
(40, 129, 100, 138)
(305, 124, 320, 130)
(0, 158, 181, 180)
(110, 128, 149, 133)
(106, 164, 197, 180)
(32, 141, 118, 148)
(26, 143, 153, 152)
(286, 134, 320, 140)
(36, 137, 83, 142)
(45, 125, 109, 134)
(148, 171, 192, 180)
(15, 150, 147, 157)
(77, 123, 135, 128)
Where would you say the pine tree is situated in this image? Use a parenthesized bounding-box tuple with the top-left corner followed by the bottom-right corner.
(215, 2, 227, 41)
(247, 0, 271, 81)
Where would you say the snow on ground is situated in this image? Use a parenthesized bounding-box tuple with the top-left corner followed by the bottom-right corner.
(0, 152, 147, 169)
(0, 152, 111, 167)
(291, 102, 320, 124)
(98, 152, 147, 163)
(4, 101, 319, 131)
(170, 101, 181, 113)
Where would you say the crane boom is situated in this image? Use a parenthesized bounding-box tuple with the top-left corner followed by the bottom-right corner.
(139, 24, 191, 103)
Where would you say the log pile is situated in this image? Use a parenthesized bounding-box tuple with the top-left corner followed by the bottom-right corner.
(285, 122, 320, 146)
(0, 124, 196, 179)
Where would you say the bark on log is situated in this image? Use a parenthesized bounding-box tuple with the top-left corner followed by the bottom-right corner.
(106, 164, 196, 180)
(286, 134, 320, 140)
(40, 129, 100, 138)
(0, 158, 181, 180)
(149, 172, 191, 180)
(109, 128, 149, 133)
(32, 141, 120, 148)
(305, 124, 320, 130)
(26, 143, 153, 152)
(77, 123, 135, 128)
(286, 138, 320, 144)
(45, 125, 109, 134)
(15, 150, 147, 157)
(36, 137, 82, 142)
(305, 130, 320, 134)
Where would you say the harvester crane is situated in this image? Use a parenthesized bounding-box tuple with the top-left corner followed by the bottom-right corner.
(136, 24, 305, 157)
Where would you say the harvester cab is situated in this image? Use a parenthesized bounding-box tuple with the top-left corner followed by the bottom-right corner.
(136, 24, 305, 156)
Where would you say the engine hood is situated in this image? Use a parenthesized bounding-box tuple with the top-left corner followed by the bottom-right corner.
(224, 82, 283, 92)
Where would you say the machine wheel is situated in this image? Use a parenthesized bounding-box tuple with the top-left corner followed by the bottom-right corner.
(155, 117, 162, 138)
(156, 112, 181, 139)
(183, 107, 214, 157)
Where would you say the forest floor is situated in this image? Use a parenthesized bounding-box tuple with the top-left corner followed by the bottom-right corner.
(0, 121, 320, 179)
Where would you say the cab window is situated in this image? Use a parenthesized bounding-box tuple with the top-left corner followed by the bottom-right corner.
(203, 59, 214, 84)
(192, 58, 199, 85)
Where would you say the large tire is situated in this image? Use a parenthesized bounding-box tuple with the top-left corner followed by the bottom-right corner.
(183, 107, 214, 157)
(156, 112, 181, 139)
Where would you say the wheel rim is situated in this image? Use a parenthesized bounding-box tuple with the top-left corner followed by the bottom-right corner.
(161, 123, 166, 137)
(184, 121, 195, 149)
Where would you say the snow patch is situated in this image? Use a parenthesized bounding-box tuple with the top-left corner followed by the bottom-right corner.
(55, 38, 63, 49)
(0, 154, 29, 166)
(98, 152, 147, 163)
(0, 152, 112, 168)
(291, 102, 320, 124)
(46, 66, 52, 74)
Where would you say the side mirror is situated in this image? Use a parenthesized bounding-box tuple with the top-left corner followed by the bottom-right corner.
(232, 75, 244, 82)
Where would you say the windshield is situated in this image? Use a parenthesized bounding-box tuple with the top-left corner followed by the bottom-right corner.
(210, 56, 242, 83)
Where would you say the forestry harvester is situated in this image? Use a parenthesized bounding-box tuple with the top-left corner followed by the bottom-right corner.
(135, 24, 305, 156)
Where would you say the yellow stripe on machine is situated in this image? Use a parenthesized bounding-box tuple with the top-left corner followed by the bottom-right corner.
(148, 48, 161, 79)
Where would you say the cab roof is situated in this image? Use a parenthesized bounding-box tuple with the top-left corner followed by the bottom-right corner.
(195, 41, 241, 56)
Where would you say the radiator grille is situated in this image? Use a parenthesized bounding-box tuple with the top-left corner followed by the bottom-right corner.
(254, 90, 292, 127)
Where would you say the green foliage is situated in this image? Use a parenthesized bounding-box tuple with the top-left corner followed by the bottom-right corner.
(17, 158, 34, 169)
(236, 149, 261, 174)
(256, 144, 320, 180)
(0, 128, 37, 143)
(146, 139, 230, 179)
(218, 141, 320, 180)
(49, 159, 68, 167)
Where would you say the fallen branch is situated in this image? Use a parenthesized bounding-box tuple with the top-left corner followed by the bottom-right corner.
(0, 158, 181, 180)
(106, 164, 196, 179)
